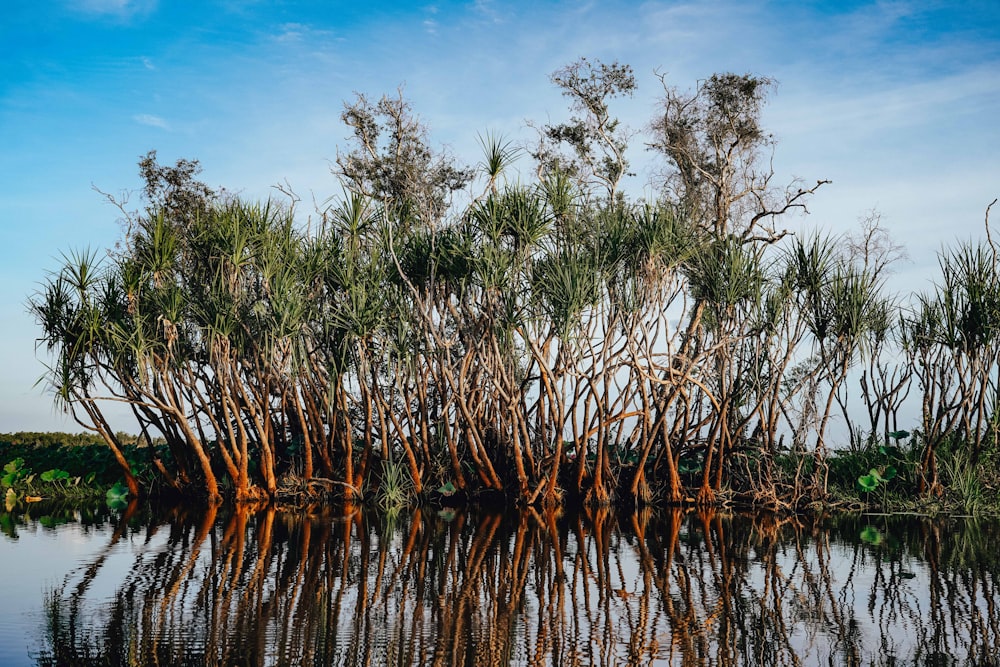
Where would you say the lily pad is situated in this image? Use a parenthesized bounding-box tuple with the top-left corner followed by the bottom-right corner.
(857, 474, 879, 492)
(106, 481, 129, 509)
(40, 469, 70, 483)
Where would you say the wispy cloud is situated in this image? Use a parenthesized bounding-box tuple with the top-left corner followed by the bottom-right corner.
(270, 22, 338, 47)
(71, 0, 157, 20)
(275, 22, 308, 43)
(133, 113, 169, 129)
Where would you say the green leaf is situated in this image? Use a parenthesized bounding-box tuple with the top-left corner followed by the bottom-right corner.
(857, 474, 879, 492)
(869, 468, 885, 482)
(437, 508, 457, 522)
(888, 430, 910, 440)
(106, 481, 129, 500)
(41, 469, 69, 483)
(881, 465, 897, 481)
(860, 526, 883, 546)
(3, 458, 24, 474)
(437, 481, 457, 497)
(106, 496, 129, 511)
(0, 512, 16, 539)
(38, 515, 69, 529)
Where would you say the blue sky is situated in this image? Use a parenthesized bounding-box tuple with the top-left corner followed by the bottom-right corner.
(1, 0, 998, 433)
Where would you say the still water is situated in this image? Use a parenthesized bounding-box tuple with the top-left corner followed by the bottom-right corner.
(1, 501, 998, 666)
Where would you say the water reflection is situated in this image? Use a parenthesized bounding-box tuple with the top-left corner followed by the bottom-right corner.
(31, 503, 1000, 666)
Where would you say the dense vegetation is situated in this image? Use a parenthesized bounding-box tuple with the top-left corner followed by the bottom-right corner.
(28, 60, 1000, 508)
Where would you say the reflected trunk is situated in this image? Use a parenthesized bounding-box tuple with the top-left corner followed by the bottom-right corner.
(33, 506, 1000, 667)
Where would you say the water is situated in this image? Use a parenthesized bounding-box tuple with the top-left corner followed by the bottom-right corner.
(1, 501, 998, 666)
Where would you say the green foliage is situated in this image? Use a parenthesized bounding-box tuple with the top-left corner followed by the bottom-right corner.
(857, 465, 897, 493)
(2, 457, 30, 487)
(40, 469, 71, 484)
(106, 481, 130, 511)
(939, 447, 986, 515)
(859, 525, 883, 546)
(376, 459, 413, 512)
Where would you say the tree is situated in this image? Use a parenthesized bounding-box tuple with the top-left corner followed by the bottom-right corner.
(335, 89, 474, 230)
(649, 72, 827, 242)
(533, 57, 637, 201)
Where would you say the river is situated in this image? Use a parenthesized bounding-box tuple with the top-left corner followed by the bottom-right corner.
(1, 501, 997, 665)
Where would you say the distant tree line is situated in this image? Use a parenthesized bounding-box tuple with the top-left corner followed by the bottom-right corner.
(30, 59, 1000, 506)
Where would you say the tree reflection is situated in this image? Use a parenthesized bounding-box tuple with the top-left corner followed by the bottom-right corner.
(35, 506, 1000, 666)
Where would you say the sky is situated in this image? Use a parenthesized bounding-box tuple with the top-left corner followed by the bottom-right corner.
(1, 0, 998, 433)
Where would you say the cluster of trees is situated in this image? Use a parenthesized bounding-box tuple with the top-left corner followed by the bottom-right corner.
(31, 59, 999, 506)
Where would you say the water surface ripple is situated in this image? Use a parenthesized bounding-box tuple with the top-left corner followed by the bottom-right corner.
(1, 503, 997, 666)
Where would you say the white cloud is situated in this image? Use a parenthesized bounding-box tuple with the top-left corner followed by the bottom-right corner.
(275, 22, 307, 43)
(133, 113, 169, 129)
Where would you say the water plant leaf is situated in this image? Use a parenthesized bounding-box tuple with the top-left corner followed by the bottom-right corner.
(3, 458, 24, 474)
(678, 455, 704, 475)
(106, 481, 130, 510)
(40, 469, 70, 483)
(857, 474, 879, 492)
(881, 465, 897, 481)
(106, 497, 129, 511)
(437, 481, 457, 497)
(860, 526, 883, 546)
(39, 515, 69, 529)
(437, 508, 457, 522)
(106, 481, 129, 501)
(0, 512, 15, 539)
(4, 487, 16, 511)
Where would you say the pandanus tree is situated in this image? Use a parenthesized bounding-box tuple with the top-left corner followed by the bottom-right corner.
(31, 249, 142, 498)
(903, 240, 1000, 495)
(788, 232, 894, 493)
